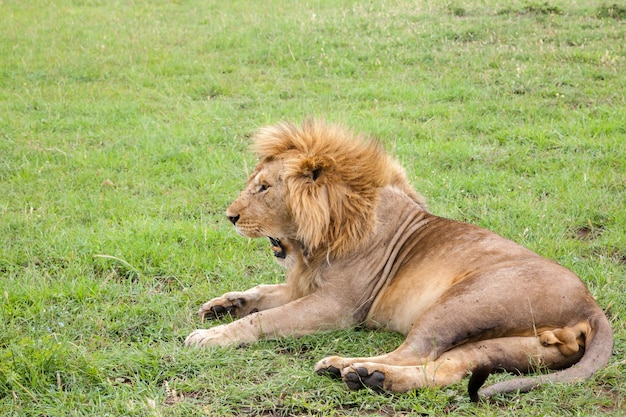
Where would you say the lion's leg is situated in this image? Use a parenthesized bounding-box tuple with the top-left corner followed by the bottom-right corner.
(315, 346, 470, 389)
(389, 269, 595, 363)
(196, 283, 295, 321)
(329, 334, 583, 393)
(185, 290, 359, 347)
(315, 349, 423, 379)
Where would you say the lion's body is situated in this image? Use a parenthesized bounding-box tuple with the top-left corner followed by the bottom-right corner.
(185, 120, 612, 399)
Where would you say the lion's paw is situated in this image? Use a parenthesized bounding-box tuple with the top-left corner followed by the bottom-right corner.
(342, 364, 386, 393)
(184, 325, 237, 348)
(196, 293, 250, 321)
(314, 356, 345, 379)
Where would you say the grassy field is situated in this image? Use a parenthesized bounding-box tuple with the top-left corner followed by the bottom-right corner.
(1, 0, 625, 415)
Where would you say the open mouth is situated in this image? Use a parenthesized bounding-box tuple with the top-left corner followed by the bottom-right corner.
(268, 237, 287, 259)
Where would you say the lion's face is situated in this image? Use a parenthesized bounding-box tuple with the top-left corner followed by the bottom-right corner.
(226, 157, 296, 243)
(225, 120, 406, 260)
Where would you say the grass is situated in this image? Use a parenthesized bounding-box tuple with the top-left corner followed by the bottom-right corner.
(1, 0, 624, 415)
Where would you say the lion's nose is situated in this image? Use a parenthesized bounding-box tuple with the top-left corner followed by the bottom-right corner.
(227, 214, 240, 225)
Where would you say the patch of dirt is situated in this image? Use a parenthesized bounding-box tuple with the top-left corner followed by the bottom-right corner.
(573, 225, 604, 241)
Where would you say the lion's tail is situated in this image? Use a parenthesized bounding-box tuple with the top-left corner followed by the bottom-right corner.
(469, 310, 613, 401)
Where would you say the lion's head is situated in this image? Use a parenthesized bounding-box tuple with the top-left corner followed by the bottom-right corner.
(225, 119, 426, 261)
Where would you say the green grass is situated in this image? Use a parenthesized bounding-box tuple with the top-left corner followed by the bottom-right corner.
(1, 0, 624, 415)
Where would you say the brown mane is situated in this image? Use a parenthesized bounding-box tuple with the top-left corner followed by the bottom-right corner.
(251, 119, 400, 258)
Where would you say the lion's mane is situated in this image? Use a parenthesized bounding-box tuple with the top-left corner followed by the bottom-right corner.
(251, 119, 425, 259)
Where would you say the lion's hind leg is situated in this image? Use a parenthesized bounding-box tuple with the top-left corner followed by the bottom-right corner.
(315, 350, 422, 380)
(318, 334, 583, 393)
(315, 349, 468, 392)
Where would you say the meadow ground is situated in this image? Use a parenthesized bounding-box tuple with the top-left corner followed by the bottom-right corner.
(1, 0, 625, 415)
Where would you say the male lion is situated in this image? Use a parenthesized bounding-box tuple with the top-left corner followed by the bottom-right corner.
(185, 120, 612, 400)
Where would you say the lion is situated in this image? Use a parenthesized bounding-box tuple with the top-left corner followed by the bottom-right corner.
(185, 119, 613, 400)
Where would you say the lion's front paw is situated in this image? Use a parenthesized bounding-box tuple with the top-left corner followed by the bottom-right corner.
(184, 325, 237, 348)
(197, 292, 253, 321)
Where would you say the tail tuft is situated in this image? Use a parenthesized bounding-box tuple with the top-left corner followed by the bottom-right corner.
(468, 365, 493, 402)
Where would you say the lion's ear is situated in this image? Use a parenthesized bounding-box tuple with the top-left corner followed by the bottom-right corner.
(294, 155, 334, 183)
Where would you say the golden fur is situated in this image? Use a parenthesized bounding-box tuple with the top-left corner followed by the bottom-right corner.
(252, 120, 426, 259)
(185, 120, 612, 400)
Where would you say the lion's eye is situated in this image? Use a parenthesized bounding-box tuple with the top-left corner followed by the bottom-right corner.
(258, 184, 269, 193)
